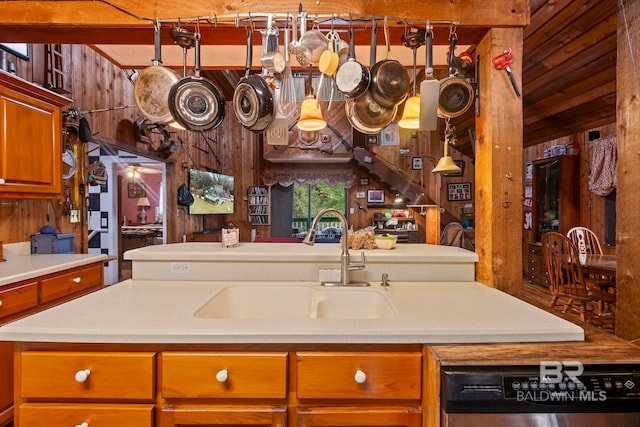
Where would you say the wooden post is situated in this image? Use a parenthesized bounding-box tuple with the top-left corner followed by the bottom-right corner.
(615, 1, 640, 340)
(474, 28, 524, 293)
(425, 205, 441, 245)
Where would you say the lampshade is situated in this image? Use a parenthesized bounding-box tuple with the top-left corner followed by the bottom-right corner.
(407, 192, 432, 207)
(137, 197, 151, 207)
(398, 96, 420, 129)
(432, 137, 462, 174)
(297, 96, 326, 131)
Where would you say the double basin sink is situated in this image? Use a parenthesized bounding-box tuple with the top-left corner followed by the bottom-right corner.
(194, 284, 396, 319)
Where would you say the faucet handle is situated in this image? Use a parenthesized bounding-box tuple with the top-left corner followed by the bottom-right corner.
(348, 251, 366, 270)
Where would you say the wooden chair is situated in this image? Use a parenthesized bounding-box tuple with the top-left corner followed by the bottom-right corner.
(566, 226, 614, 291)
(541, 232, 615, 326)
(567, 226, 603, 254)
(440, 222, 474, 251)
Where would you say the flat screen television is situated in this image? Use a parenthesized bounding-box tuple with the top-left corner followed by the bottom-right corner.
(188, 169, 235, 214)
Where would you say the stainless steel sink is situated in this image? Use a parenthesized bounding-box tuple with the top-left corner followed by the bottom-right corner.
(194, 285, 396, 319)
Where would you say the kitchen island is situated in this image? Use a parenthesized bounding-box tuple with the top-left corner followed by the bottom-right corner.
(1, 242, 639, 427)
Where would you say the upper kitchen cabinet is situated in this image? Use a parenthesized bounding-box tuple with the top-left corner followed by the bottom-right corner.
(0, 71, 71, 198)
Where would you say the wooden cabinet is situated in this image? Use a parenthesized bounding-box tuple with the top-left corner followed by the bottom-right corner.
(159, 351, 288, 427)
(15, 346, 423, 427)
(248, 186, 271, 225)
(0, 261, 105, 427)
(531, 155, 580, 242)
(0, 72, 70, 198)
(295, 352, 422, 427)
(527, 242, 550, 287)
(17, 351, 155, 427)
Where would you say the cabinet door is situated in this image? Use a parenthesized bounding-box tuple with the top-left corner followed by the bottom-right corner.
(297, 406, 421, 427)
(158, 405, 286, 427)
(0, 342, 12, 424)
(0, 84, 63, 197)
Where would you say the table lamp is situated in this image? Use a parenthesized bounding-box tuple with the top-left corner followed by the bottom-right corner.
(137, 197, 151, 224)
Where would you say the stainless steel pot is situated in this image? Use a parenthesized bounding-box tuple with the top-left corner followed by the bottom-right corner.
(233, 28, 274, 133)
(168, 31, 225, 131)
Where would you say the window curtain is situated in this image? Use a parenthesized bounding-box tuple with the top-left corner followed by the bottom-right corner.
(261, 168, 356, 188)
(588, 136, 617, 196)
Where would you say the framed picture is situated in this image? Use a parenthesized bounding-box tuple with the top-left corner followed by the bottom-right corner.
(412, 157, 423, 170)
(443, 160, 464, 176)
(367, 189, 385, 203)
(447, 182, 472, 201)
(380, 124, 400, 146)
(356, 191, 365, 199)
(366, 135, 378, 145)
(0, 43, 29, 60)
(128, 182, 146, 198)
(399, 148, 410, 156)
(359, 178, 369, 186)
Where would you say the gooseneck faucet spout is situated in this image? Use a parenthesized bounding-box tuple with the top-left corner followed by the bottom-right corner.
(303, 208, 369, 286)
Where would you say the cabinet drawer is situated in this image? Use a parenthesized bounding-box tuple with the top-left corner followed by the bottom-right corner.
(0, 281, 38, 321)
(20, 351, 155, 400)
(296, 352, 421, 400)
(40, 264, 102, 304)
(162, 352, 287, 399)
(20, 403, 154, 427)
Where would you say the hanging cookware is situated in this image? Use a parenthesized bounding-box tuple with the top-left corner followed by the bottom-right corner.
(168, 31, 225, 131)
(419, 24, 440, 131)
(335, 26, 370, 99)
(134, 24, 179, 124)
(233, 28, 275, 133)
(345, 19, 396, 134)
(369, 19, 410, 108)
(438, 31, 474, 119)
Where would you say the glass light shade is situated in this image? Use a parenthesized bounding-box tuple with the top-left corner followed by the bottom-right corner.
(398, 96, 420, 129)
(297, 97, 326, 131)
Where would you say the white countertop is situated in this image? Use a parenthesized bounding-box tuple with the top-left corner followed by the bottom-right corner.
(124, 242, 479, 264)
(0, 279, 584, 344)
(0, 242, 111, 286)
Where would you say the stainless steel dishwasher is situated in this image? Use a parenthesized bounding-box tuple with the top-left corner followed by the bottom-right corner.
(441, 364, 640, 426)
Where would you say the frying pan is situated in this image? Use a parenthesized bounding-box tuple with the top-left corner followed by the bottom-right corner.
(345, 20, 396, 134)
(134, 25, 178, 124)
(233, 28, 275, 133)
(438, 33, 474, 119)
(369, 19, 410, 108)
(335, 26, 370, 99)
(168, 31, 225, 131)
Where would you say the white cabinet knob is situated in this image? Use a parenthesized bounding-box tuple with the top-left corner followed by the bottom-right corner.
(354, 369, 367, 384)
(76, 423, 89, 427)
(0, 178, 5, 184)
(216, 369, 228, 383)
(74, 369, 91, 383)
(72, 277, 82, 283)
(0, 300, 3, 308)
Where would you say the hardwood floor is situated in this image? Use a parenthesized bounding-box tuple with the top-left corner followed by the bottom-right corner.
(518, 277, 615, 334)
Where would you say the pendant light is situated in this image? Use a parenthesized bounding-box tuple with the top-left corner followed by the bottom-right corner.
(398, 29, 424, 130)
(432, 119, 462, 174)
(297, 68, 326, 131)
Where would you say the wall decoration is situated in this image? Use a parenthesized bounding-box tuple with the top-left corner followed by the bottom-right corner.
(380, 124, 400, 146)
(0, 43, 29, 60)
(412, 157, 423, 170)
(367, 189, 385, 203)
(399, 148, 410, 156)
(366, 135, 378, 145)
(359, 178, 369, 185)
(128, 182, 146, 198)
(356, 191, 365, 199)
(447, 182, 472, 201)
(524, 162, 533, 181)
(443, 160, 464, 176)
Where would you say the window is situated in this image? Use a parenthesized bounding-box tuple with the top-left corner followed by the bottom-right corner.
(292, 183, 346, 241)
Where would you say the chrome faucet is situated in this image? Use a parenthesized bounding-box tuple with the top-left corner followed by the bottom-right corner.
(303, 208, 369, 286)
